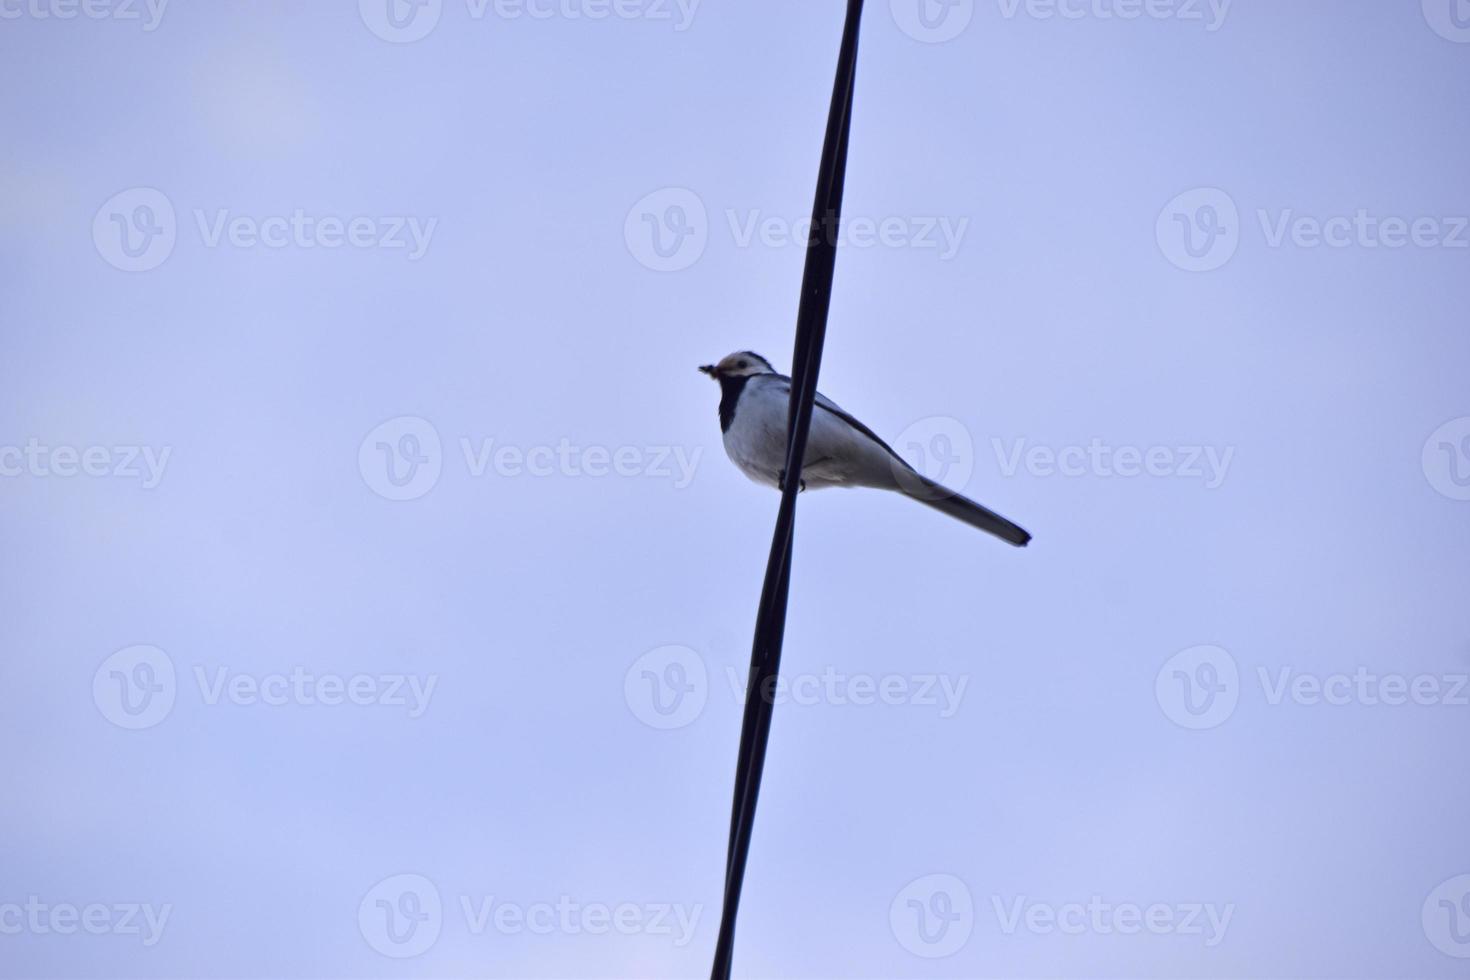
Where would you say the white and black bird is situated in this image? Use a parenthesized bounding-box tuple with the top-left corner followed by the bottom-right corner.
(699, 351, 1031, 547)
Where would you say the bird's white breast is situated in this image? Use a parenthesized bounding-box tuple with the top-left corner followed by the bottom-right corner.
(721, 375, 901, 490)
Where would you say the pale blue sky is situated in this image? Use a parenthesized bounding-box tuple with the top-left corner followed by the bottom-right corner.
(3, 2, 1469, 977)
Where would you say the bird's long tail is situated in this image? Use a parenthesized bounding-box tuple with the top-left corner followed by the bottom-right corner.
(898, 473, 1032, 547)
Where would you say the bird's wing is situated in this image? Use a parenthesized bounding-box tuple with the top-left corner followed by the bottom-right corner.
(762, 374, 914, 487)
(811, 390, 908, 467)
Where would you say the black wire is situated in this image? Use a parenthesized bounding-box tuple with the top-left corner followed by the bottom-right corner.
(710, 3, 865, 976)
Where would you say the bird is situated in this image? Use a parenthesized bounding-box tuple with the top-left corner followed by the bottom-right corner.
(699, 351, 1031, 547)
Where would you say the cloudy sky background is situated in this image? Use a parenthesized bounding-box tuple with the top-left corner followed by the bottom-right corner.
(3, 1, 1469, 976)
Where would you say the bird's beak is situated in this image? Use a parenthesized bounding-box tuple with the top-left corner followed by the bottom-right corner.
(699, 364, 717, 378)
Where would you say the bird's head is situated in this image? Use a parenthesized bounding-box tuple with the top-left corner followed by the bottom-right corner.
(699, 351, 776, 381)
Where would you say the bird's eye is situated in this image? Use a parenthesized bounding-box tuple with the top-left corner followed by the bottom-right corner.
(737, 360, 749, 369)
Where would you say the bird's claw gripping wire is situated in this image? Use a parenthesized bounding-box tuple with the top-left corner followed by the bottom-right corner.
(777, 470, 806, 493)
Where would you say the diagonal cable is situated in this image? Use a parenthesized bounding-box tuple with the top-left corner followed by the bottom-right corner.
(710, 3, 865, 976)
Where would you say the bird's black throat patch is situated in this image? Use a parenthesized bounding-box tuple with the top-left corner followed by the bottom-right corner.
(717, 374, 749, 433)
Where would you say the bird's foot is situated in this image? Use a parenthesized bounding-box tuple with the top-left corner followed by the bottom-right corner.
(777, 470, 806, 493)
